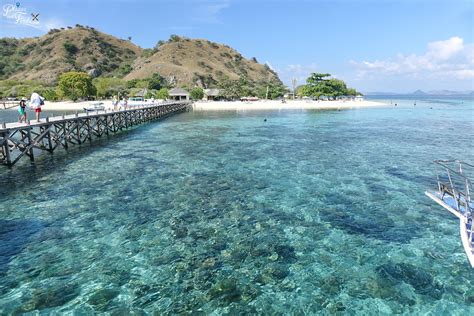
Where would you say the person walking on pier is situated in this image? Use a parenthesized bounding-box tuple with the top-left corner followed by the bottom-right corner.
(18, 99, 27, 123)
(119, 96, 129, 110)
(112, 96, 118, 111)
(30, 92, 45, 122)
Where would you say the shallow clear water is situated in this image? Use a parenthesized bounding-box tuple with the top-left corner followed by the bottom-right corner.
(0, 97, 473, 314)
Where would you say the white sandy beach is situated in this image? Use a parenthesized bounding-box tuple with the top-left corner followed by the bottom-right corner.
(193, 99, 387, 111)
(40, 100, 116, 111)
(26, 99, 387, 112)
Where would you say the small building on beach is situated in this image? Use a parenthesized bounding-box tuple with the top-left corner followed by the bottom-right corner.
(203, 89, 221, 101)
(169, 88, 190, 101)
(131, 89, 146, 101)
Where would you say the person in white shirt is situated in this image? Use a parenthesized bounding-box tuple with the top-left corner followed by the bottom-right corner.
(30, 92, 45, 122)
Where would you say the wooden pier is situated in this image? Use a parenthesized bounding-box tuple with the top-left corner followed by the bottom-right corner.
(0, 101, 191, 167)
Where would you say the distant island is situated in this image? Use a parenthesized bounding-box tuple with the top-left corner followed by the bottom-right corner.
(365, 90, 474, 96)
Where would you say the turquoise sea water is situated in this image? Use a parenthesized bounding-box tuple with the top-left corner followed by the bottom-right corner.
(0, 97, 473, 314)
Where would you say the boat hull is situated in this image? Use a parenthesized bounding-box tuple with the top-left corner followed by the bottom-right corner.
(425, 191, 474, 268)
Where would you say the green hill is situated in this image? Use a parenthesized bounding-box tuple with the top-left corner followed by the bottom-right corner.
(126, 35, 282, 88)
(0, 27, 283, 90)
(0, 25, 141, 84)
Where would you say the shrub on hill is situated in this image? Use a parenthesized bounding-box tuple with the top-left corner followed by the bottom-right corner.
(118, 64, 132, 77)
(169, 35, 181, 42)
(63, 42, 78, 55)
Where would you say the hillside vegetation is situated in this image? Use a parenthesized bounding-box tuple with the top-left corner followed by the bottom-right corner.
(0, 25, 141, 84)
(126, 35, 281, 89)
(0, 28, 284, 100)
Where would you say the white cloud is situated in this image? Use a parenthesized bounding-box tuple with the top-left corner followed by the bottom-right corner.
(192, 0, 230, 23)
(1, 3, 65, 34)
(41, 17, 66, 32)
(352, 37, 474, 80)
(426, 36, 464, 60)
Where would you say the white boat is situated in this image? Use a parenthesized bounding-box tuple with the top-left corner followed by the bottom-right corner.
(84, 102, 105, 112)
(425, 160, 474, 268)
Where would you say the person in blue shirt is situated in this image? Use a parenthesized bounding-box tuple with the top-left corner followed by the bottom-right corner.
(18, 99, 27, 123)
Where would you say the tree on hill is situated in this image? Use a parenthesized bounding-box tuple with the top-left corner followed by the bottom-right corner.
(169, 34, 181, 42)
(57, 72, 96, 101)
(299, 73, 359, 99)
(324, 78, 348, 97)
(154, 40, 165, 50)
(216, 75, 287, 100)
(36, 87, 58, 101)
(155, 88, 169, 100)
(261, 83, 288, 99)
(190, 87, 204, 100)
(147, 73, 166, 90)
(306, 73, 331, 86)
(218, 76, 244, 100)
(127, 78, 147, 89)
(346, 88, 358, 96)
(93, 77, 126, 98)
(63, 42, 78, 55)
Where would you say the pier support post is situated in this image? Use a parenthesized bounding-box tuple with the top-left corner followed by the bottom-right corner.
(1, 131, 12, 166)
(26, 128, 34, 161)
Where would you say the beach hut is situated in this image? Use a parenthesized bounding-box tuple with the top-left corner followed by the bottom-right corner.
(130, 89, 146, 101)
(355, 95, 364, 101)
(203, 88, 221, 101)
(169, 88, 190, 101)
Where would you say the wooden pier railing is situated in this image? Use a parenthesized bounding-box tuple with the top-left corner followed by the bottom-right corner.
(0, 101, 191, 167)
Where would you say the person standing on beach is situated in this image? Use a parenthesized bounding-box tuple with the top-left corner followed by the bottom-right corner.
(18, 99, 27, 123)
(112, 96, 118, 111)
(30, 92, 45, 122)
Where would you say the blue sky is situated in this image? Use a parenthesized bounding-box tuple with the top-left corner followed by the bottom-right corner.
(1, 0, 473, 92)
